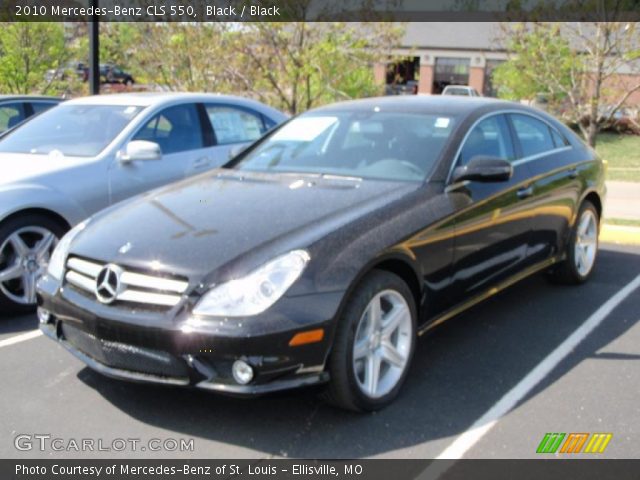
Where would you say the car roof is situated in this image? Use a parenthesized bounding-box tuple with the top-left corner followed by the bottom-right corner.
(310, 95, 516, 116)
(0, 95, 61, 102)
(64, 92, 273, 108)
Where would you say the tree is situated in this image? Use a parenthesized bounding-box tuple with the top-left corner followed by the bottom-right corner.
(131, 23, 236, 92)
(226, 22, 402, 114)
(0, 22, 71, 95)
(493, 22, 640, 146)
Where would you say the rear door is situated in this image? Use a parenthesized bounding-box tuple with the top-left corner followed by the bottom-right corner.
(445, 113, 538, 304)
(108, 103, 212, 204)
(507, 113, 581, 264)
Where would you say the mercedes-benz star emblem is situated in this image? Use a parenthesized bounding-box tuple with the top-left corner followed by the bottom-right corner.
(94, 264, 123, 304)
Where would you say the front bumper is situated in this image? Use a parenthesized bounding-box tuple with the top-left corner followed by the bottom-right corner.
(37, 274, 342, 396)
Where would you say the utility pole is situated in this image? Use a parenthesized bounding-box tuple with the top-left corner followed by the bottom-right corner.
(88, 0, 100, 95)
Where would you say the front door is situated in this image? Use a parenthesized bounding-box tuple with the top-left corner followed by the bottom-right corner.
(108, 103, 212, 204)
(446, 113, 537, 303)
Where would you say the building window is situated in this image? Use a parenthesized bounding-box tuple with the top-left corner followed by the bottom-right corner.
(433, 57, 470, 94)
(385, 57, 420, 95)
(483, 59, 505, 97)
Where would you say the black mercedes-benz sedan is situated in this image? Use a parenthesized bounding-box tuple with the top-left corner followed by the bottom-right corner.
(37, 96, 605, 411)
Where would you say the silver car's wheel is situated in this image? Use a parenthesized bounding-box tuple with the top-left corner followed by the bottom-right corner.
(0, 226, 58, 305)
(352, 290, 413, 399)
(574, 209, 598, 277)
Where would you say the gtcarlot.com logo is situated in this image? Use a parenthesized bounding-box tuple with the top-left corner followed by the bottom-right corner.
(14, 434, 194, 453)
(536, 433, 612, 454)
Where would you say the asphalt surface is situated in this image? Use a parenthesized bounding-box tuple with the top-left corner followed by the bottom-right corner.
(1, 243, 639, 459)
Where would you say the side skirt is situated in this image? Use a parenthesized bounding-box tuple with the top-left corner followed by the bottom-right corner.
(417, 255, 561, 336)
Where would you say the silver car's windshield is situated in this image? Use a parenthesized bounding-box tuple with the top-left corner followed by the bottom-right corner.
(234, 111, 457, 182)
(0, 104, 144, 157)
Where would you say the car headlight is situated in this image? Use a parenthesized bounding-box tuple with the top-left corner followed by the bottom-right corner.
(47, 221, 88, 281)
(192, 250, 310, 317)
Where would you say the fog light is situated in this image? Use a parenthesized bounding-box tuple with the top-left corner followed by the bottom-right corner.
(37, 308, 50, 324)
(232, 360, 254, 385)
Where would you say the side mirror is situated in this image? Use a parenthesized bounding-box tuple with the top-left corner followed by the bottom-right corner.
(452, 156, 513, 183)
(119, 140, 161, 163)
(228, 143, 248, 160)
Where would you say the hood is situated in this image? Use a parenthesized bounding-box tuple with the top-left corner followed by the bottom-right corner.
(0, 152, 93, 187)
(70, 170, 420, 282)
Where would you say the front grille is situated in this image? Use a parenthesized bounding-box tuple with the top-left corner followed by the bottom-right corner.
(61, 322, 190, 379)
(64, 256, 188, 308)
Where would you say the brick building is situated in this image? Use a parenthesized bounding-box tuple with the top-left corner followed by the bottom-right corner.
(378, 22, 640, 106)
(376, 23, 507, 96)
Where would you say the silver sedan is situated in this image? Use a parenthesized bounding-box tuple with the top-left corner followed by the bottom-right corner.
(0, 93, 287, 311)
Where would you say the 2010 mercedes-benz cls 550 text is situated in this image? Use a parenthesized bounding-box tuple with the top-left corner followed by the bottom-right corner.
(38, 96, 605, 411)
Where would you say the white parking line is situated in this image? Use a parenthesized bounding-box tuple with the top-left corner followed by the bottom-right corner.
(0, 329, 42, 349)
(436, 273, 640, 460)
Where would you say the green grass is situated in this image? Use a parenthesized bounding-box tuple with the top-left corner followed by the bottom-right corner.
(603, 218, 640, 228)
(595, 133, 640, 182)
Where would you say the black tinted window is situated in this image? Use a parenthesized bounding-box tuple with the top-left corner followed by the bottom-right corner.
(511, 114, 556, 158)
(459, 115, 514, 165)
(550, 128, 567, 148)
(133, 104, 203, 154)
(30, 102, 57, 114)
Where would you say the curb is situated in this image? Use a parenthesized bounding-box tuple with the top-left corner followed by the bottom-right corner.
(600, 224, 640, 246)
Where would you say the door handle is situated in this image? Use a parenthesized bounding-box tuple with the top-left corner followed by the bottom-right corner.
(567, 167, 579, 179)
(517, 186, 534, 200)
(192, 157, 211, 169)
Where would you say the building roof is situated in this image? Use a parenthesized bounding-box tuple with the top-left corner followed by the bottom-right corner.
(401, 22, 503, 51)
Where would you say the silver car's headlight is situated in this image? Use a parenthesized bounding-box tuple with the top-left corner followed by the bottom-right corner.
(47, 221, 88, 281)
(193, 250, 310, 317)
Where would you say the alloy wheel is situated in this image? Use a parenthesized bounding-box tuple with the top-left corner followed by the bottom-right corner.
(0, 227, 58, 305)
(352, 289, 413, 399)
(574, 209, 598, 277)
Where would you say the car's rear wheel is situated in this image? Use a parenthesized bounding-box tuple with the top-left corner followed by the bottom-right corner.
(0, 214, 66, 313)
(549, 200, 599, 284)
(324, 270, 416, 412)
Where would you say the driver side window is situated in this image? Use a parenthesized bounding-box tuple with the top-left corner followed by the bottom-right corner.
(132, 104, 204, 155)
(459, 115, 515, 166)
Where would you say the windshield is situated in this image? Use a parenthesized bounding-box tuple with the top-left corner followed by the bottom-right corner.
(233, 111, 457, 182)
(0, 104, 144, 157)
(444, 88, 470, 96)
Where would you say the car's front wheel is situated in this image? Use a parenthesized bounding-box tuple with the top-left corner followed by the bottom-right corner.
(325, 270, 416, 412)
(0, 214, 66, 313)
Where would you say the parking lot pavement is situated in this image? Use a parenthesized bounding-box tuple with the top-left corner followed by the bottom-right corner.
(0, 244, 639, 460)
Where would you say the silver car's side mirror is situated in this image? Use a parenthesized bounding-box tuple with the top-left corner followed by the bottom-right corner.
(119, 140, 162, 163)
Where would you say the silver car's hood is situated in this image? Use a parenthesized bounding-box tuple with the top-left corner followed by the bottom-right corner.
(0, 152, 94, 187)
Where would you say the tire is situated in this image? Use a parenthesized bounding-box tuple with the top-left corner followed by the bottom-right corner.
(0, 214, 67, 314)
(125, 78, 134, 87)
(549, 200, 599, 285)
(324, 270, 417, 412)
